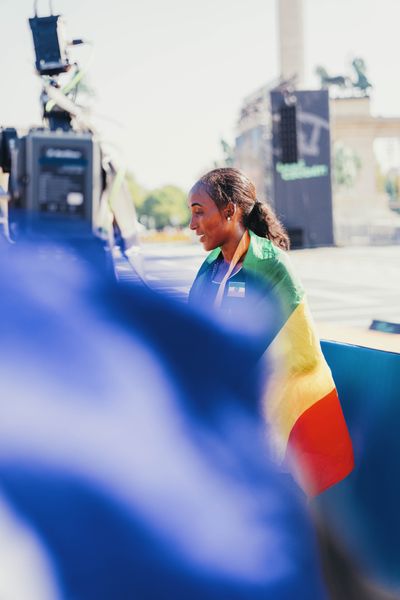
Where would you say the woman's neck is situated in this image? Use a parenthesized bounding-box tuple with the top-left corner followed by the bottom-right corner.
(221, 226, 247, 263)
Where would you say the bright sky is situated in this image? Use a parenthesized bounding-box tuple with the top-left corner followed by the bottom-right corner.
(1, 0, 400, 190)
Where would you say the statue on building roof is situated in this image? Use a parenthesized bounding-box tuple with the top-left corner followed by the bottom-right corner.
(315, 66, 349, 90)
(351, 57, 372, 95)
(315, 58, 372, 97)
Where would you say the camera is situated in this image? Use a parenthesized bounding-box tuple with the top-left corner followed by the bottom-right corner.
(1, 2, 139, 252)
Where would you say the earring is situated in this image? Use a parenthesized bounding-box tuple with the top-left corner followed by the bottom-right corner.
(227, 216, 231, 221)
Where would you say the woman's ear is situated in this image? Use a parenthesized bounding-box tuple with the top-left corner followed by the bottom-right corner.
(224, 201, 235, 221)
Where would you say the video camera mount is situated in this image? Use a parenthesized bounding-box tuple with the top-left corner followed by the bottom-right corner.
(0, 2, 140, 254)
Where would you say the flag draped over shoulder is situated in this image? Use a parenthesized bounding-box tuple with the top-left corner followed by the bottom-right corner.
(189, 230, 354, 497)
(242, 233, 355, 497)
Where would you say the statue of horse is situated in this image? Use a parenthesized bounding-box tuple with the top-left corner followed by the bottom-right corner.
(315, 66, 349, 89)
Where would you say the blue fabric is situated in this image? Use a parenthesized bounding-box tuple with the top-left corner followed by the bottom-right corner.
(0, 235, 327, 599)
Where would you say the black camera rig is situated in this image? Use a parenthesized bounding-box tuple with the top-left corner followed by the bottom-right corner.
(0, 1, 139, 258)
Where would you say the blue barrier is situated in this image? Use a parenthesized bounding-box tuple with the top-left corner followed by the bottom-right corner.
(319, 340, 400, 589)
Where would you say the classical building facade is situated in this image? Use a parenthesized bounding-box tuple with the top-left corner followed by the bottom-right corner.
(234, 0, 400, 244)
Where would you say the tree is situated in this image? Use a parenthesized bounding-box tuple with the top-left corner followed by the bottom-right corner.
(125, 172, 147, 210)
(137, 185, 189, 230)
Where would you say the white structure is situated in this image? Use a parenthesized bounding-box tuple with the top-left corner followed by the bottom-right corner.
(331, 96, 400, 244)
(235, 85, 273, 203)
(278, 0, 304, 87)
(234, 0, 400, 245)
(235, 0, 306, 202)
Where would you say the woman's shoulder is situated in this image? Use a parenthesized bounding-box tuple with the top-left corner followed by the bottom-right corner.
(248, 230, 276, 259)
(246, 231, 303, 294)
(247, 231, 291, 268)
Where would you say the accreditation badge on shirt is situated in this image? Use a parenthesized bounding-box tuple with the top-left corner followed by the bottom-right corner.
(227, 281, 245, 298)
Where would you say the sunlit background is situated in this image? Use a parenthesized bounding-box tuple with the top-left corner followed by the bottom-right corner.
(1, 0, 400, 190)
(0, 3, 400, 598)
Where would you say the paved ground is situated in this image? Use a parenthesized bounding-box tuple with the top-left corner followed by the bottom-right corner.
(119, 241, 400, 351)
(139, 242, 400, 334)
(288, 245, 400, 328)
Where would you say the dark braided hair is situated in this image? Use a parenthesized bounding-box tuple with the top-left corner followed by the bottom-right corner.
(191, 167, 290, 250)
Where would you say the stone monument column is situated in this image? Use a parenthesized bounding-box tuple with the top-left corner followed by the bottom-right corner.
(278, 0, 304, 87)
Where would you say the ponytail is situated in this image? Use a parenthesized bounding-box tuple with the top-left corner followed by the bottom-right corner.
(244, 201, 290, 250)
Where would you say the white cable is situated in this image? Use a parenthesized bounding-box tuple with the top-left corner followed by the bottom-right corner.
(45, 43, 94, 113)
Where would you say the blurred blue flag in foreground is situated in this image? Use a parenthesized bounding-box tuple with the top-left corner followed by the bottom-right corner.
(0, 235, 327, 599)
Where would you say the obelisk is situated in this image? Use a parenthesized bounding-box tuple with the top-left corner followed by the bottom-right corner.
(278, 0, 304, 87)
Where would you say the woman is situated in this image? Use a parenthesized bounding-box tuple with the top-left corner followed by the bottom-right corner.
(188, 167, 354, 496)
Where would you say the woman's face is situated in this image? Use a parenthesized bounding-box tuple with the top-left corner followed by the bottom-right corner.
(188, 187, 229, 251)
